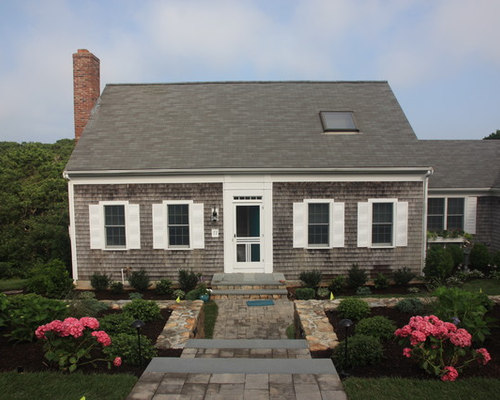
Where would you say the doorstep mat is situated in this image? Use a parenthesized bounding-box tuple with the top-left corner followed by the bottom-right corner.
(246, 299, 275, 307)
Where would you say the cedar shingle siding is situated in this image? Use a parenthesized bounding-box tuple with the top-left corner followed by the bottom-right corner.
(74, 183, 223, 281)
(272, 181, 424, 280)
(477, 196, 500, 251)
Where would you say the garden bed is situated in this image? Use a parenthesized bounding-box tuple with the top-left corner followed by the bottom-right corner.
(325, 305, 500, 379)
(0, 308, 180, 377)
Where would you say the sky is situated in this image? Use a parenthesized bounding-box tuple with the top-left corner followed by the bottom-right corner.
(0, 0, 499, 143)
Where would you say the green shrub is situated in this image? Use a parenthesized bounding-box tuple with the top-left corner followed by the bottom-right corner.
(295, 287, 316, 300)
(469, 243, 491, 274)
(0, 262, 26, 279)
(99, 313, 135, 336)
(123, 298, 161, 322)
(66, 291, 108, 318)
(155, 279, 174, 297)
(317, 287, 330, 299)
(90, 273, 111, 291)
(0, 293, 8, 328)
(348, 264, 367, 289)
(328, 275, 346, 294)
(393, 267, 415, 286)
(104, 333, 157, 366)
(110, 281, 124, 294)
(492, 251, 500, 268)
(173, 289, 185, 300)
(178, 269, 200, 293)
(128, 269, 151, 292)
(128, 292, 143, 300)
(447, 244, 464, 268)
(432, 286, 493, 343)
(374, 273, 389, 290)
(395, 298, 424, 315)
(337, 298, 370, 321)
(25, 259, 74, 299)
(299, 270, 322, 290)
(355, 316, 396, 342)
(424, 246, 454, 281)
(7, 294, 67, 342)
(356, 286, 372, 296)
(331, 334, 383, 369)
(185, 284, 209, 300)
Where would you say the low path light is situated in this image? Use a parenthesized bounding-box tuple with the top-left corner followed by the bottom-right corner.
(131, 320, 145, 365)
(338, 318, 353, 378)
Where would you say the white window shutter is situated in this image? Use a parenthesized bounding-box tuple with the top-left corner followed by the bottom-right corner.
(331, 202, 345, 248)
(293, 202, 306, 248)
(126, 204, 141, 249)
(395, 201, 408, 247)
(152, 204, 166, 249)
(464, 196, 477, 234)
(191, 203, 205, 249)
(89, 204, 104, 249)
(357, 202, 370, 247)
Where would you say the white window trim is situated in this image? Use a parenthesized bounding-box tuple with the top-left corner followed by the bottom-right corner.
(152, 200, 205, 250)
(427, 196, 475, 234)
(357, 198, 408, 249)
(89, 200, 141, 251)
(293, 199, 345, 249)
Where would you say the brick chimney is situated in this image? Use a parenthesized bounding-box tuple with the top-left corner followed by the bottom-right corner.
(73, 49, 100, 141)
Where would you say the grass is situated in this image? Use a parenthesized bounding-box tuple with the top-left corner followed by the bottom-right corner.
(462, 279, 500, 295)
(286, 324, 296, 339)
(0, 279, 27, 291)
(343, 377, 500, 400)
(203, 300, 218, 338)
(0, 371, 137, 400)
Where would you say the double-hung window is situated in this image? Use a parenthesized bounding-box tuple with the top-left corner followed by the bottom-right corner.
(152, 200, 205, 250)
(293, 199, 345, 249)
(427, 197, 475, 233)
(89, 201, 141, 250)
(357, 199, 408, 248)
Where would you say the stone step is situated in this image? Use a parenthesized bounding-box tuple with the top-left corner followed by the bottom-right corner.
(145, 357, 336, 374)
(211, 273, 286, 287)
(185, 339, 308, 349)
(211, 288, 289, 299)
(211, 284, 284, 290)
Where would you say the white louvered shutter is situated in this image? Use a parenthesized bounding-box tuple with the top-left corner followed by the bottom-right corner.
(89, 204, 104, 249)
(152, 204, 166, 249)
(126, 204, 141, 249)
(395, 201, 408, 247)
(331, 202, 345, 248)
(293, 202, 306, 248)
(191, 203, 205, 249)
(357, 202, 371, 247)
(464, 197, 477, 234)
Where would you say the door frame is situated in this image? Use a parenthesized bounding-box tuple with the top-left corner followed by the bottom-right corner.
(223, 177, 273, 273)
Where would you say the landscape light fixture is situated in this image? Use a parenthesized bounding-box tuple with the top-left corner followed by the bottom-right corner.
(131, 320, 145, 365)
(338, 318, 354, 378)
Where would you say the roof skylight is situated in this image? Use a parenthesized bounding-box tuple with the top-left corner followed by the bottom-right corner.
(320, 111, 358, 133)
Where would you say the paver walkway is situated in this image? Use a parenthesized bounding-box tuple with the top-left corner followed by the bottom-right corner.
(126, 298, 347, 400)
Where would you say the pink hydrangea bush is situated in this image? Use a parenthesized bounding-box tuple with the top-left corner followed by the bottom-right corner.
(395, 315, 491, 381)
(36, 317, 121, 373)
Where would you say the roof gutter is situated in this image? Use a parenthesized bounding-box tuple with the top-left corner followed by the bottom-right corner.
(63, 166, 434, 179)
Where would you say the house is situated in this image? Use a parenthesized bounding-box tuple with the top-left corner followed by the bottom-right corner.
(64, 50, 500, 284)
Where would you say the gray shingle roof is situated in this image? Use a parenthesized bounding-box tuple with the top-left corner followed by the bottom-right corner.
(65, 81, 424, 172)
(416, 140, 500, 189)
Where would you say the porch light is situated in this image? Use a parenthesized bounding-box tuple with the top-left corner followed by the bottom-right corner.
(211, 208, 218, 223)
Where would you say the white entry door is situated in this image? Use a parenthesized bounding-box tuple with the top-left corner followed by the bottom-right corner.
(233, 200, 265, 272)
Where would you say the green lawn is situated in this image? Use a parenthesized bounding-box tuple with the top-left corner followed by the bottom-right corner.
(462, 279, 500, 295)
(0, 279, 27, 291)
(0, 371, 137, 400)
(344, 377, 500, 400)
(203, 300, 218, 338)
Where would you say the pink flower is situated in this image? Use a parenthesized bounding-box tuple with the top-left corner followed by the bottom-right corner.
(402, 348, 412, 358)
(410, 330, 427, 346)
(80, 317, 99, 330)
(113, 357, 122, 367)
(61, 317, 85, 338)
(449, 329, 472, 348)
(91, 330, 111, 346)
(476, 348, 491, 365)
(441, 366, 459, 382)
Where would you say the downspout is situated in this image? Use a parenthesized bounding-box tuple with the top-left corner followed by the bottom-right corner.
(421, 168, 433, 275)
(63, 172, 79, 282)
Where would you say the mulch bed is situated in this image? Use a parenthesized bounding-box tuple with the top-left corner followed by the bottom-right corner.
(0, 308, 181, 377)
(92, 290, 175, 301)
(287, 284, 428, 299)
(325, 305, 500, 379)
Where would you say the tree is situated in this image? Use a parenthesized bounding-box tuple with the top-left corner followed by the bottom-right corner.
(0, 139, 74, 278)
(483, 130, 500, 140)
